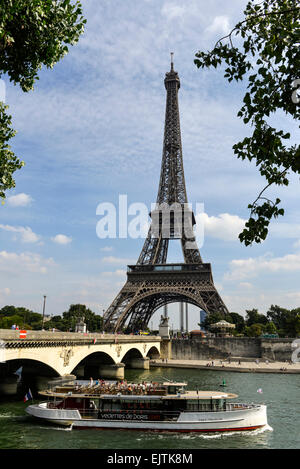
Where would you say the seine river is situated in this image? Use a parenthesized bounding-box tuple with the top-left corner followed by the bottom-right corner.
(0, 367, 299, 450)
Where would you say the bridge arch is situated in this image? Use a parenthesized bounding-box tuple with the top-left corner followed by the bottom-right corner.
(121, 347, 143, 364)
(146, 346, 160, 359)
(3, 358, 59, 377)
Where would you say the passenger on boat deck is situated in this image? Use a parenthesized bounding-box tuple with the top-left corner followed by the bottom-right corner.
(89, 377, 93, 387)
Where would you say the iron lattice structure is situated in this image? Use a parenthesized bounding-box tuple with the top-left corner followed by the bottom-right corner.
(103, 58, 229, 333)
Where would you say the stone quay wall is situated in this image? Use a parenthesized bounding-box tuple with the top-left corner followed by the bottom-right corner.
(171, 337, 295, 362)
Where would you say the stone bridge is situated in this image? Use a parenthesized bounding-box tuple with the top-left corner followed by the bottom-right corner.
(0, 329, 161, 379)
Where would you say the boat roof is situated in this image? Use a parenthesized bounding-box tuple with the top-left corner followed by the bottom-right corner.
(162, 382, 187, 386)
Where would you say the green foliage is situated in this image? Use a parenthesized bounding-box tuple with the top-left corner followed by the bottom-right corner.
(264, 321, 277, 335)
(0, 102, 24, 198)
(245, 323, 264, 337)
(245, 308, 268, 326)
(200, 311, 224, 329)
(227, 312, 245, 333)
(0, 0, 86, 92)
(267, 304, 300, 336)
(0, 303, 102, 332)
(44, 304, 103, 332)
(0, 0, 86, 200)
(195, 0, 300, 245)
(202, 305, 299, 337)
(0, 305, 42, 329)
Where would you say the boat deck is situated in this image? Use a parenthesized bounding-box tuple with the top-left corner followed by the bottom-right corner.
(39, 381, 238, 400)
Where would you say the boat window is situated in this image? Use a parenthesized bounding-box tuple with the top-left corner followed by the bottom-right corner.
(164, 399, 187, 411)
(111, 401, 121, 411)
(102, 400, 113, 411)
(167, 386, 177, 394)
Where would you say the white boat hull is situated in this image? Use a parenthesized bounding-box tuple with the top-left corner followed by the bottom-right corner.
(26, 403, 268, 432)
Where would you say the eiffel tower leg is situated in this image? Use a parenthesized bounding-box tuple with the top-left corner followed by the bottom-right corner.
(137, 230, 169, 265)
(103, 285, 135, 332)
(198, 289, 229, 316)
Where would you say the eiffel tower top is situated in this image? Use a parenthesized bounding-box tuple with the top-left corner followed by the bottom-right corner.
(164, 52, 180, 89)
(156, 53, 187, 206)
(137, 57, 202, 265)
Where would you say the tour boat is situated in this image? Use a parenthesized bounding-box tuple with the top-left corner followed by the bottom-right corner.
(25, 380, 268, 432)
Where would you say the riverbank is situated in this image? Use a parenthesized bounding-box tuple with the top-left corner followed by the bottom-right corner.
(150, 358, 300, 374)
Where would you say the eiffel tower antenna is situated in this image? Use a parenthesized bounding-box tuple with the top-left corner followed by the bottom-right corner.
(103, 60, 229, 333)
(170, 52, 174, 70)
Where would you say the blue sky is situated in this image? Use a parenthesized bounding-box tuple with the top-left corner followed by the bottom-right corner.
(0, 0, 299, 330)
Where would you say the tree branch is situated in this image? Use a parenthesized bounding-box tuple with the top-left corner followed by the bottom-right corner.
(214, 7, 300, 49)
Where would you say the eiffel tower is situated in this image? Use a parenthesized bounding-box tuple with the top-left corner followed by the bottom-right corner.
(103, 55, 229, 333)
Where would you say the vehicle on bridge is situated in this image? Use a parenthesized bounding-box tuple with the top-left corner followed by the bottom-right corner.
(25, 380, 269, 433)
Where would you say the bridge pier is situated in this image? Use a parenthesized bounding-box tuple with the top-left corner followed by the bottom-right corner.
(98, 363, 125, 380)
(160, 339, 172, 360)
(126, 357, 150, 370)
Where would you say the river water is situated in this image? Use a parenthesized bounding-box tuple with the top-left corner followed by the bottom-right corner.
(0, 367, 299, 450)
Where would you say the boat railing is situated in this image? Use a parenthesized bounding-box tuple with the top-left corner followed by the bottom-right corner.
(226, 403, 260, 411)
(51, 386, 168, 397)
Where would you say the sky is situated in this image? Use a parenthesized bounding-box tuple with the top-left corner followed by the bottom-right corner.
(0, 0, 299, 331)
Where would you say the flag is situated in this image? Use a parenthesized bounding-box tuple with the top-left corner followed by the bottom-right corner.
(93, 338, 97, 344)
(24, 389, 33, 402)
(257, 388, 263, 393)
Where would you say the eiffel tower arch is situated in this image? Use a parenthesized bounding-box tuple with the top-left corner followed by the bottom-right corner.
(103, 56, 229, 333)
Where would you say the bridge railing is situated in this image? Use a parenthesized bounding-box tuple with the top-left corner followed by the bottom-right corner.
(0, 329, 161, 343)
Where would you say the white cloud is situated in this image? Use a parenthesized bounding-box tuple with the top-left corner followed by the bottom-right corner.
(0, 251, 55, 274)
(239, 282, 253, 289)
(293, 239, 300, 249)
(0, 287, 10, 303)
(51, 234, 72, 245)
(161, 3, 185, 20)
(196, 212, 246, 242)
(0, 224, 40, 243)
(102, 269, 126, 277)
(224, 252, 300, 282)
(6, 193, 33, 207)
(102, 256, 135, 265)
(100, 246, 114, 252)
(205, 15, 231, 35)
(270, 223, 300, 239)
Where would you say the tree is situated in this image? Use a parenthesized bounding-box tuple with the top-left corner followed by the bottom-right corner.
(0, 304, 42, 329)
(0, 103, 24, 198)
(62, 304, 103, 332)
(267, 304, 300, 336)
(43, 315, 68, 331)
(245, 308, 268, 326)
(195, 0, 300, 245)
(266, 304, 290, 330)
(264, 321, 278, 335)
(200, 311, 224, 330)
(245, 323, 264, 337)
(283, 308, 300, 337)
(228, 312, 245, 333)
(0, 0, 86, 200)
